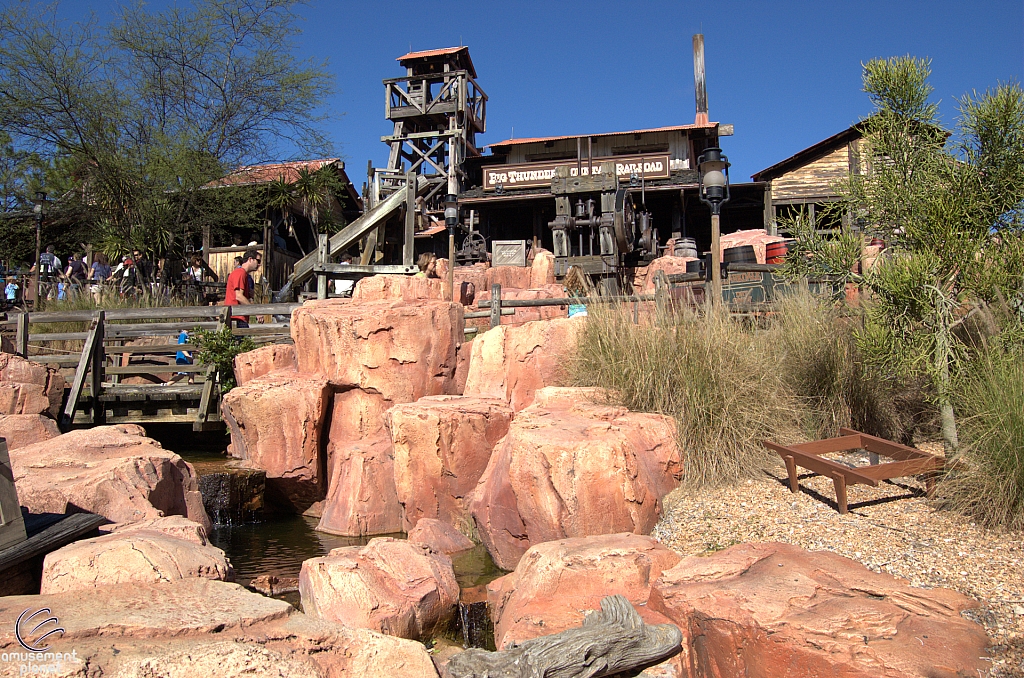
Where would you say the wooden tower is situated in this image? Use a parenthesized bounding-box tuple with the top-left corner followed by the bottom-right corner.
(373, 47, 487, 206)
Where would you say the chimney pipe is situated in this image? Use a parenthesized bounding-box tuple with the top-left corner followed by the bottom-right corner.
(693, 34, 708, 126)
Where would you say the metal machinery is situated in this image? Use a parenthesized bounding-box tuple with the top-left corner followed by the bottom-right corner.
(548, 162, 658, 292)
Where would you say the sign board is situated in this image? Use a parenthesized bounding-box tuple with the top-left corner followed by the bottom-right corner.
(483, 153, 671, 191)
(492, 240, 527, 267)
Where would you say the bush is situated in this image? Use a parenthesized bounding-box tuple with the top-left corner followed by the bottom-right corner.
(192, 325, 256, 391)
(938, 348, 1024, 530)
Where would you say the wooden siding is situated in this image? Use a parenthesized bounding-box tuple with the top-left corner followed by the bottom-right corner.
(771, 146, 851, 201)
(503, 131, 692, 168)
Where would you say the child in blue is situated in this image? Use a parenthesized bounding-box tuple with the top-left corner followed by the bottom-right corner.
(5, 278, 18, 310)
(169, 329, 194, 384)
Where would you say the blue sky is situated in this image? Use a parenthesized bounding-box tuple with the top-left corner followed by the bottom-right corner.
(55, 0, 1024, 182)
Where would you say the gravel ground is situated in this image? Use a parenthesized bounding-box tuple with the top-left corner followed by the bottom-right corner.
(651, 443, 1024, 678)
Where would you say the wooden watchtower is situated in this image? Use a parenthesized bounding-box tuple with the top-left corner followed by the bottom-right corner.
(374, 47, 487, 206)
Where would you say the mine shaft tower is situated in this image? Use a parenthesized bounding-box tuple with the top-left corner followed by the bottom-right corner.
(372, 47, 487, 208)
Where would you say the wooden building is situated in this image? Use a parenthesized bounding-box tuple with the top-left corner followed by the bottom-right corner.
(752, 124, 868, 233)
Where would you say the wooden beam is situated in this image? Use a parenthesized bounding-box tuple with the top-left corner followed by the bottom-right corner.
(60, 311, 102, 430)
(91, 311, 104, 425)
(15, 313, 28, 357)
(763, 441, 878, 487)
(404, 172, 416, 266)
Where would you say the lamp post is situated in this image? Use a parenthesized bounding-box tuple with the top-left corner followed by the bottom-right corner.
(444, 193, 458, 302)
(697, 148, 730, 304)
(32, 191, 47, 309)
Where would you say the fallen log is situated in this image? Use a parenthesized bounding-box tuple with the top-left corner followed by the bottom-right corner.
(444, 594, 682, 678)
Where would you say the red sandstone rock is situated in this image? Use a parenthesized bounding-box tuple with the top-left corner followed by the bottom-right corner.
(0, 579, 439, 678)
(407, 518, 474, 555)
(221, 369, 331, 512)
(292, 298, 463, 402)
(0, 413, 59, 449)
(530, 249, 556, 288)
(487, 533, 682, 649)
(463, 318, 578, 411)
(40, 529, 233, 593)
(328, 387, 391, 443)
(317, 434, 403, 536)
(353, 274, 444, 302)
(233, 344, 297, 386)
(101, 515, 210, 544)
(8, 424, 211, 530)
(487, 265, 533, 290)
(720, 228, 786, 264)
(299, 537, 459, 640)
(648, 542, 989, 678)
(470, 399, 681, 570)
(454, 341, 471, 395)
(638, 255, 698, 293)
(387, 395, 513, 532)
(0, 353, 65, 417)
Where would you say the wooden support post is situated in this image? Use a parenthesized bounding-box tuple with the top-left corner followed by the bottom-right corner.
(15, 313, 28, 358)
(654, 271, 668, 321)
(316, 234, 329, 300)
(404, 172, 416, 267)
(202, 224, 211, 260)
(0, 439, 27, 550)
(448, 231, 455, 302)
(61, 312, 102, 429)
(832, 471, 848, 514)
(490, 284, 502, 329)
(784, 455, 799, 493)
(91, 311, 104, 425)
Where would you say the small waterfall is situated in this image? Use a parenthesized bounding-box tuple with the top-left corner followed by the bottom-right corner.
(456, 585, 494, 650)
(197, 468, 266, 526)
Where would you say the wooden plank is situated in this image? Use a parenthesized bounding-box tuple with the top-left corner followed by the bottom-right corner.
(91, 312, 104, 425)
(1, 303, 299, 327)
(24, 355, 82, 366)
(105, 344, 191, 355)
(763, 441, 878, 486)
(787, 434, 864, 455)
(104, 364, 207, 375)
(0, 512, 106, 572)
(838, 427, 934, 462)
(16, 313, 28, 357)
(316, 233, 329, 300)
(477, 295, 654, 308)
(60, 312, 102, 429)
(0, 440, 27, 551)
(854, 457, 944, 481)
(490, 284, 502, 329)
(194, 367, 216, 432)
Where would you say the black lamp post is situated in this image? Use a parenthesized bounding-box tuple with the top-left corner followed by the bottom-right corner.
(444, 193, 458, 301)
(697, 148, 730, 304)
(32, 191, 47, 308)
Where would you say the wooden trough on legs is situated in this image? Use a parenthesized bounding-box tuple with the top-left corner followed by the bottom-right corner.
(763, 428, 944, 514)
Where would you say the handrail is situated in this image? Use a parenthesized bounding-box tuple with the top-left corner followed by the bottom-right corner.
(0, 302, 300, 327)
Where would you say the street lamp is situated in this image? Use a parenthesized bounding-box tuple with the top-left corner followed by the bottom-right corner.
(32, 191, 47, 309)
(444, 194, 458, 302)
(698, 148, 730, 304)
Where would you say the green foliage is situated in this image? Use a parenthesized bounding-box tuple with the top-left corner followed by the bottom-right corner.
(939, 345, 1024, 530)
(778, 206, 862, 292)
(0, 0, 335, 262)
(192, 326, 256, 392)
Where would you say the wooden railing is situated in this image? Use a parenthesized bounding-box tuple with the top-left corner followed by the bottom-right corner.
(2, 303, 300, 430)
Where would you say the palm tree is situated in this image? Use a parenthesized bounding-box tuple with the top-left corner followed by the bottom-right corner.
(265, 176, 301, 254)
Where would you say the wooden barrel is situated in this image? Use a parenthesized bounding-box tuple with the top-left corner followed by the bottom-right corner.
(674, 237, 698, 259)
(685, 258, 704, 274)
(723, 245, 757, 264)
(765, 241, 789, 264)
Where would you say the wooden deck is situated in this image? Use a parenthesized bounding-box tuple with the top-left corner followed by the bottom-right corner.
(1, 303, 300, 431)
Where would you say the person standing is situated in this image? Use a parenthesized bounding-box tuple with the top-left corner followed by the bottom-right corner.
(224, 249, 261, 328)
(64, 253, 88, 295)
(4, 277, 19, 310)
(34, 245, 61, 300)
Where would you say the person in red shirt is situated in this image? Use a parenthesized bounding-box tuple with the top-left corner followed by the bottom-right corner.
(224, 249, 262, 327)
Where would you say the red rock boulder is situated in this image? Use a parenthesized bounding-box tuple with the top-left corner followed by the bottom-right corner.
(100, 515, 210, 544)
(487, 265, 533, 291)
(407, 518, 474, 556)
(317, 435, 403, 536)
(0, 353, 65, 417)
(221, 370, 331, 512)
(299, 537, 459, 640)
(352, 274, 444, 302)
(487, 533, 682, 649)
(292, 298, 463, 403)
(386, 395, 513, 532)
(8, 424, 211, 530)
(648, 542, 989, 678)
(463, 318, 578, 412)
(0, 413, 60, 450)
(41, 529, 233, 593)
(530, 249, 556, 288)
(470, 398, 681, 570)
(233, 344, 296, 386)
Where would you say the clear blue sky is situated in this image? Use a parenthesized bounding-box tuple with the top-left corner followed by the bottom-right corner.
(56, 1, 1024, 182)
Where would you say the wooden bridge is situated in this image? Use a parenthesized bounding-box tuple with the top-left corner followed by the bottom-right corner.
(1, 303, 299, 431)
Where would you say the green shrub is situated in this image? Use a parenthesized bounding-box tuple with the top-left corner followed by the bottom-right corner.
(192, 326, 256, 391)
(939, 348, 1024, 530)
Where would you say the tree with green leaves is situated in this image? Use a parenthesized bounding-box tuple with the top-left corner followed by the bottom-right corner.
(0, 0, 335, 262)
(792, 56, 1024, 454)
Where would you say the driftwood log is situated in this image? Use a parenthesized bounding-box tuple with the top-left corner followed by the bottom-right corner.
(444, 594, 682, 678)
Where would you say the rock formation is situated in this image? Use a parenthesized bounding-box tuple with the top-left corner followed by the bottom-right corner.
(221, 369, 331, 512)
(486, 533, 682, 649)
(40, 529, 233, 593)
(386, 395, 513, 531)
(233, 344, 296, 386)
(317, 435, 403, 536)
(299, 537, 459, 640)
(648, 541, 990, 678)
(8, 424, 211, 530)
(407, 518, 475, 556)
(0, 413, 60, 450)
(470, 393, 681, 570)
(0, 353, 65, 417)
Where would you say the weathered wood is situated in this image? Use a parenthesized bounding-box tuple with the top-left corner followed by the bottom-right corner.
(15, 313, 28, 357)
(490, 284, 502, 328)
(763, 441, 878, 487)
(316, 234, 329, 300)
(0, 440, 27, 551)
(445, 595, 682, 678)
(404, 171, 416, 266)
(1, 303, 300, 326)
(788, 434, 864, 455)
(477, 295, 654, 308)
(60, 312, 102, 429)
(91, 311, 104, 425)
(0, 512, 106, 572)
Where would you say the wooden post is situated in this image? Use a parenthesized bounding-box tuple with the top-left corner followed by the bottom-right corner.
(784, 455, 799, 493)
(0, 439, 27, 550)
(404, 172, 416, 267)
(316, 234, 329, 300)
(202, 224, 211, 261)
(15, 313, 28, 358)
(832, 471, 848, 514)
(490, 284, 502, 328)
(710, 212, 722, 305)
(654, 271, 668, 321)
(91, 311, 104, 425)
